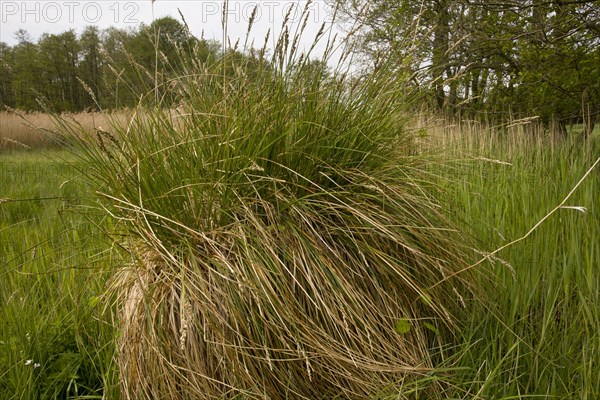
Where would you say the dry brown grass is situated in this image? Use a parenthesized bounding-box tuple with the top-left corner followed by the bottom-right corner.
(408, 113, 550, 153)
(0, 111, 123, 150)
(407, 112, 599, 158)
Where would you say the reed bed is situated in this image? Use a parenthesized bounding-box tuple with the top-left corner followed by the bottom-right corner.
(407, 112, 600, 398)
(0, 111, 125, 150)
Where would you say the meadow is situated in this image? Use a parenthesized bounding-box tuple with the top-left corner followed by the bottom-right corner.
(1, 111, 598, 398)
(0, 149, 120, 398)
(3, 0, 600, 394)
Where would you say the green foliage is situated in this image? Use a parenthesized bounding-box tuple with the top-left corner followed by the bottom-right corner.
(0, 43, 15, 108)
(0, 17, 221, 112)
(2, 129, 597, 399)
(78, 27, 103, 111)
(1, 4, 598, 398)
(50, 9, 482, 396)
(339, 0, 600, 130)
(37, 31, 81, 112)
(439, 128, 600, 398)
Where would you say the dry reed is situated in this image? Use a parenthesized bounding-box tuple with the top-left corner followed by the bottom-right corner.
(0, 111, 125, 150)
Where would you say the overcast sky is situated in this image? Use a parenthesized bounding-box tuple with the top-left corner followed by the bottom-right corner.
(1, 1, 344, 59)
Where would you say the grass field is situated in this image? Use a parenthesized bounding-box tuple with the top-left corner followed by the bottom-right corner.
(0, 150, 120, 399)
(1, 0, 599, 394)
(426, 122, 600, 398)
(1, 119, 598, 398)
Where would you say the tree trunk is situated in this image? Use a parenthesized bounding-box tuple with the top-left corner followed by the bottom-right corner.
(432, 0, 450, 111)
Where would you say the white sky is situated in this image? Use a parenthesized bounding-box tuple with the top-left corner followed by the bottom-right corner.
(0, 1, 344, 59)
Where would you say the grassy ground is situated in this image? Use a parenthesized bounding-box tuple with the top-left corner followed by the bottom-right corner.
(0, 126, 598, 398)
(0, 150, 119, 399)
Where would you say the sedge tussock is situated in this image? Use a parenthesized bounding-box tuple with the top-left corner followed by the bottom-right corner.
(53, 20, 482, 399)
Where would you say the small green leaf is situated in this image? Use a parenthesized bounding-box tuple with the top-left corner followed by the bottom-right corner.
(424, 322, 439, 335)
(395, 318, 412, 335)
(88, 296, 100, 308)
(420, 293, 432, 306)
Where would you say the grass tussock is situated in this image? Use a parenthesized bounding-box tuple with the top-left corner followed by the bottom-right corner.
(50, 12, 483, 398)
(2, 2, 598, 398)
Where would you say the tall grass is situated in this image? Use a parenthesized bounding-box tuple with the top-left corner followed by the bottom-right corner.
(4, 119, 597, 399)
(3, 2, 597, 398)
(0, 151, 119, 398)
(49, 4, 483, 398)
(411, 115, 600, 399)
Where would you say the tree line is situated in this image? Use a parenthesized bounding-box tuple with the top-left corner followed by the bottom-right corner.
(2, 3, 599, 136)
(0, 17, 220, 112)
(338, 0, 600, 136)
